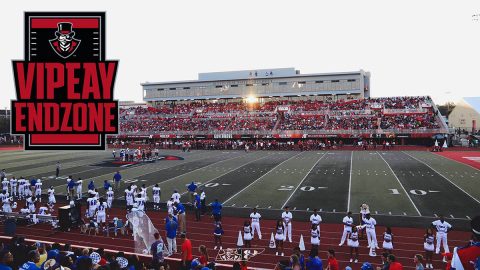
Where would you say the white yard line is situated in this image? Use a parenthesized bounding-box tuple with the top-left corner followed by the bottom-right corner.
(403, 151, 480, 205)
(347, 151, 353, 212)
(376, 151, 422, 216)
(281, 152, 328, 209)
(223, 152, 304, 204)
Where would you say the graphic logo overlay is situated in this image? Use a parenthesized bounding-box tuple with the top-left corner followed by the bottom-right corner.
(12, 12, 119, 150)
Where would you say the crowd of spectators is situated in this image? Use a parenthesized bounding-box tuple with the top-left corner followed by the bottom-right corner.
(118, 96, 442, 134)
(0, 237, 159, 270)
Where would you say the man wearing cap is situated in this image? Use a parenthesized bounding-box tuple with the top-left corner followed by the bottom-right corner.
(175, 202, 186, 233)
(210, 199, 223, 222)
(165, 213, 178, 255)
(187, 181, 197, 205)
(450, 215, 480, 270)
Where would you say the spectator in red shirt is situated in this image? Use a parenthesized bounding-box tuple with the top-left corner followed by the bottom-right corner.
(388, 254, 403, 270)
(326, 249, 339, 270)
(181, 234, 193, 270)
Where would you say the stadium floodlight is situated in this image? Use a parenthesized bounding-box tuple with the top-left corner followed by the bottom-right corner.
(246, 95, 258, 104)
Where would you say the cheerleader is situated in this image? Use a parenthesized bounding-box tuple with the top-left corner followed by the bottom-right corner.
(274, 219, 285, 256)
(47, 186, 56, 204)
(382, 227, 394, 254)
(347, 225, 360, 263)
(214, 221, 224, 250)
(423, 227, 435, 269)
(243, 221, 253, 248)
(310, 223, 320, 249)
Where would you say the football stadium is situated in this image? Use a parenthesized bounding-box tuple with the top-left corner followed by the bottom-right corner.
(0, 66, 479, 270)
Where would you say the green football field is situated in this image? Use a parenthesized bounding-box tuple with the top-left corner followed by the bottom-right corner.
(1, 149, 479, 220)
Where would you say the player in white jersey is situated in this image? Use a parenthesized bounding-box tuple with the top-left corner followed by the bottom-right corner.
(34, 180, 42, 201)
(339, 211, 354, 246)
(171, 190, 181, 204)
(0, 191, 5, 204)
(86, 194, 98, 218)
(310, 209, 322, 232)
(152, 184, 161, 210)
(125, 185, 134, 207)
(382, 227, 394, 253)
(17, 178, 24, 199)
(76, 178, 83, 200)
(20, 205, 30, 215)
(106, 187, 114, 208)
(250, 208, 262, 239)
(431, 215, 452, 254)
(96, 198, 108, 227)
(140, 184, 148, 201)
(135, 194, 146, 211)
(38, 204, 49, 215)
(281, 206, 293, 243)
(66, 176, 72, 200)
(94, 189, 100, 199)
(24, 178, 33, 197)
(9, 177, 17, 198)
(1, 178, 8, 192)
(47, 186, 56, 204)
(2, 194, 13, 213)
(362, 213, 379, 255)
(26, 195, 36, 213)
(166, 197, 174, 215)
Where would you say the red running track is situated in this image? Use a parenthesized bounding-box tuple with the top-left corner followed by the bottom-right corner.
(0, 207, 472, 270)
(436, 151, 480, 170)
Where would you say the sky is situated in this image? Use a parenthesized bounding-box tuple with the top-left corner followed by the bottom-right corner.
(1, 0, 479, 109)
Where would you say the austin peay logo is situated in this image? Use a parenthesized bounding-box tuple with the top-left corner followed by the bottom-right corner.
(49, 22, 81, 59)
(11, 12, 119, 150)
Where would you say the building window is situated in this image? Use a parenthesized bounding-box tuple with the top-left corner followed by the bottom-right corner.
(169, 87, 176, 90)
(298, 81, 306, 84)
(246, 83, 253, 86)
(331, 80, 339, 83)
(262, 83, 269, 86)
(157, 88, 164, 91)
(347, 79, 356, 82)
(279, 82, 288, 85)
(215, 85, 223, 88)
(315, 81, 324, 83)
(231, 85, 238, 87)
(183, 87, 190, 89)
